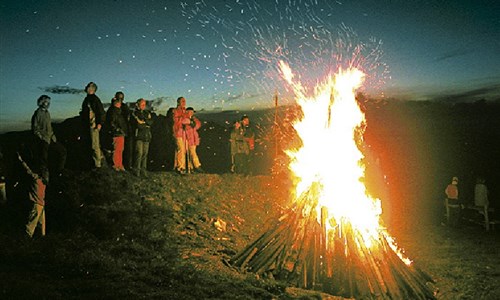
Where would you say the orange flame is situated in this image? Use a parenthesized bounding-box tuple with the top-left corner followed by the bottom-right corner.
(280, 61, 411, 264)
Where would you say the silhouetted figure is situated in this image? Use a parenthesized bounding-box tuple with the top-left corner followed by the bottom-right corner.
(474, 176, 491, 230)
(81, 82, 105, 169)
(162, 107, 176, 170)
(474, 177, 489, 208)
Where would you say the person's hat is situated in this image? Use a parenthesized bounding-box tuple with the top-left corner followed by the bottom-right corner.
(186, 107, 195, 112)
(452, 176, 458, 183)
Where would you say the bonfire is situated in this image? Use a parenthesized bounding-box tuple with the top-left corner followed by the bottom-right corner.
(230, 61, 436, 299)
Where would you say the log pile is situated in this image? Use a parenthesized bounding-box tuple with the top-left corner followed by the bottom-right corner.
(230, 185, 437, 299)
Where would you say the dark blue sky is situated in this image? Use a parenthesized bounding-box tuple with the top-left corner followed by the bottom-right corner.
(1, 0, 499, 132)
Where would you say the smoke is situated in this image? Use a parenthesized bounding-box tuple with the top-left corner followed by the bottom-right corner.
(39, 85, 85, 95)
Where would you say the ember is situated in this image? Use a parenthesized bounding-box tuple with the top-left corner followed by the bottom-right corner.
(230, 62, 436, 299)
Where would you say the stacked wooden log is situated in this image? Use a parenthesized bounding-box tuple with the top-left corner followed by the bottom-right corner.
(230, 186, 437, 299)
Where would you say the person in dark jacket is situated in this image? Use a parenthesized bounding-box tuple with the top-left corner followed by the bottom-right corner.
(81, 82, 105, 169)
(229, 120, 246, 173)
(31, 95, 66, 182)
(105, 97, 128, 171)
(131, 98, 153, 177)
(240, 115, 255, 175)
(116, 92, 133, 170)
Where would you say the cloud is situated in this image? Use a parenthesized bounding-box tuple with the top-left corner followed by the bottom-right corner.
(218, 91, 265, 102)
(434, 48, 474, 62)
(39, 85, 84, 95)
(431, 83, 500, 102)
(148, 96, 172, 111)
(121, 96, 173, 113)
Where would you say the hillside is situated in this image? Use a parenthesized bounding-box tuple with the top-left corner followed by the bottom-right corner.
(1, 169, 499, 299)
(1, 101, 500, 298)
(0, 169, 294, 299)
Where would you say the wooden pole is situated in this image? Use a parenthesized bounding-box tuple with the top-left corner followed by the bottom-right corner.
(273, 90, 279, 159)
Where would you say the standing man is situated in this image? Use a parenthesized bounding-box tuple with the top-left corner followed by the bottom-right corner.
(81, 82, 105, 169)
(31, 95, 66, 182)
(241, 115, 255, 175)
(474, 177, 489, 208)
(474, 176, 490, 230)
(132, 98, 154, 177)
(172, 97, 190, 174)
(229, 120, 246, 173)
(445, 176, 460, 226)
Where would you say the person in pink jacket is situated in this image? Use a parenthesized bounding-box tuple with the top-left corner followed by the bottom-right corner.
(184, 107, 204, 173)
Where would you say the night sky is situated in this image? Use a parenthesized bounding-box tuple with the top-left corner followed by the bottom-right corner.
(1, 0, 499, 132)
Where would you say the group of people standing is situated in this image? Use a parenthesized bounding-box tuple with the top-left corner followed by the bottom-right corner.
(171, 95, 256, 175)
(172, 96, 203, 175)
(444, 176, 490, 227)
(81, 82, 154, 177)
(15, 81, 256, 238)
(29, 80, 257, 181)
